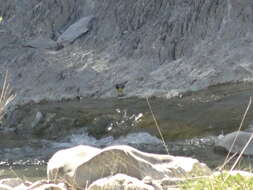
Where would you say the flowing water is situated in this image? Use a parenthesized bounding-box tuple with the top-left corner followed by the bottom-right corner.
(2, 82, 253, 180)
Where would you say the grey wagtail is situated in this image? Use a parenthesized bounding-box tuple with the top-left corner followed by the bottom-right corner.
(115, 81, 128, 97)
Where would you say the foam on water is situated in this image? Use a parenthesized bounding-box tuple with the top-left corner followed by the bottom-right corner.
(51, 132, 163, 149)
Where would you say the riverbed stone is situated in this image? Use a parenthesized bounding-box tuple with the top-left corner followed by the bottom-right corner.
(0, 178, 24, 188)
(215, 131, 253, 155)
(47, 145, 211, 189)
(28, 183, 67, 190)
(88, 174, 155, 190)
(31, 111, 43, 128)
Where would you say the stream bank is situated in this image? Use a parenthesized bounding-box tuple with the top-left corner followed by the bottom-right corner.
(1, 82, 253, 179)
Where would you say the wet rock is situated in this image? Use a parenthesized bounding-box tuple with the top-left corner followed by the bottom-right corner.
(47, 145, 211, 189)
(32, 112, 56, 136)
(88, 116, 113, 138)
(31, 111, 43, 128)
(215, 131, 253, 155)
(88, 174, 155, 190)
(57, 16, 94, 44)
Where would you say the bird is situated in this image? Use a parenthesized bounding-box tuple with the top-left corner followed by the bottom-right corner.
(115, 81, 128, 97)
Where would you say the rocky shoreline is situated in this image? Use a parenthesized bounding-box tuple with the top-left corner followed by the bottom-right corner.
(0, 144, 253, 190)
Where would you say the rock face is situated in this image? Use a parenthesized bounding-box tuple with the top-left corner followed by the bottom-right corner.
(215, 131, 253, 155)
(47, 145, 211, 189)
(0, 0, 253, 104)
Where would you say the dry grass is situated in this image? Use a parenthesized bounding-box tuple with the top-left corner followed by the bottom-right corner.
(146, 97, 169, 154)
(0, 71, 15, 120)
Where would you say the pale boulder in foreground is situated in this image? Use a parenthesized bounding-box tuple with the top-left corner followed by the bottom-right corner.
(47, 145, 211, 189)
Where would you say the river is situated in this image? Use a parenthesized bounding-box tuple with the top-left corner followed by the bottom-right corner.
(1, 82, 253, 180)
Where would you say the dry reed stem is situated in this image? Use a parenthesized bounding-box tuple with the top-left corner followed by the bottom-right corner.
(218, 152, 237, 171)
(221, 97, 252, 170)
(221, 97, 252, 183)
(146, 97, 169, 154)
(0, 71, 15, 120)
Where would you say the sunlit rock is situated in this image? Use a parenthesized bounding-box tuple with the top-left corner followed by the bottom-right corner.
(0, 178, 25, 188)
(47, 145, 100, 183)
(47, 145, 211, 189)
(0, 184, 12, 190)
(88, 174, 155, 190)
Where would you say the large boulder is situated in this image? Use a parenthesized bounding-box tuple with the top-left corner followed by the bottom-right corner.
(215, 131, 253, 155)
(47, 145, 100, 182)
(47, 145, 211, 189)
(57, 16, 94, 44)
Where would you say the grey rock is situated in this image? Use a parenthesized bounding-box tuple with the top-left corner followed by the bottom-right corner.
(57, 16, 94, 44)
(47, 145, 211, 189)
(0, 178, 24, 188)
(88, 174, 155, 190)
(215, 131, 253, 155)
(23, 38, 60, 50)
(26, 183, 67, 190)
(31, 111, 43, 128)
(47, 145, 100, 181)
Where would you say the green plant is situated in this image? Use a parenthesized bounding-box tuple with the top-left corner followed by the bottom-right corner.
(181, 172, 253, 190)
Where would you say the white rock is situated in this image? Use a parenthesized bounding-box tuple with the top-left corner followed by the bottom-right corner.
(47, 145, 211, 189)
(0, 184, 12, 190)
(47, 145, 100, 182)
(0, 178, 23, 188)
(88, 173, 155, 190)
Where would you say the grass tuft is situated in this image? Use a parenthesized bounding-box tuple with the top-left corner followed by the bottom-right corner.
(181, 172, 253, 190)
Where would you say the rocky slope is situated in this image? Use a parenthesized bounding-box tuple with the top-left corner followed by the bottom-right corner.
(1, 0, 253, 104)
